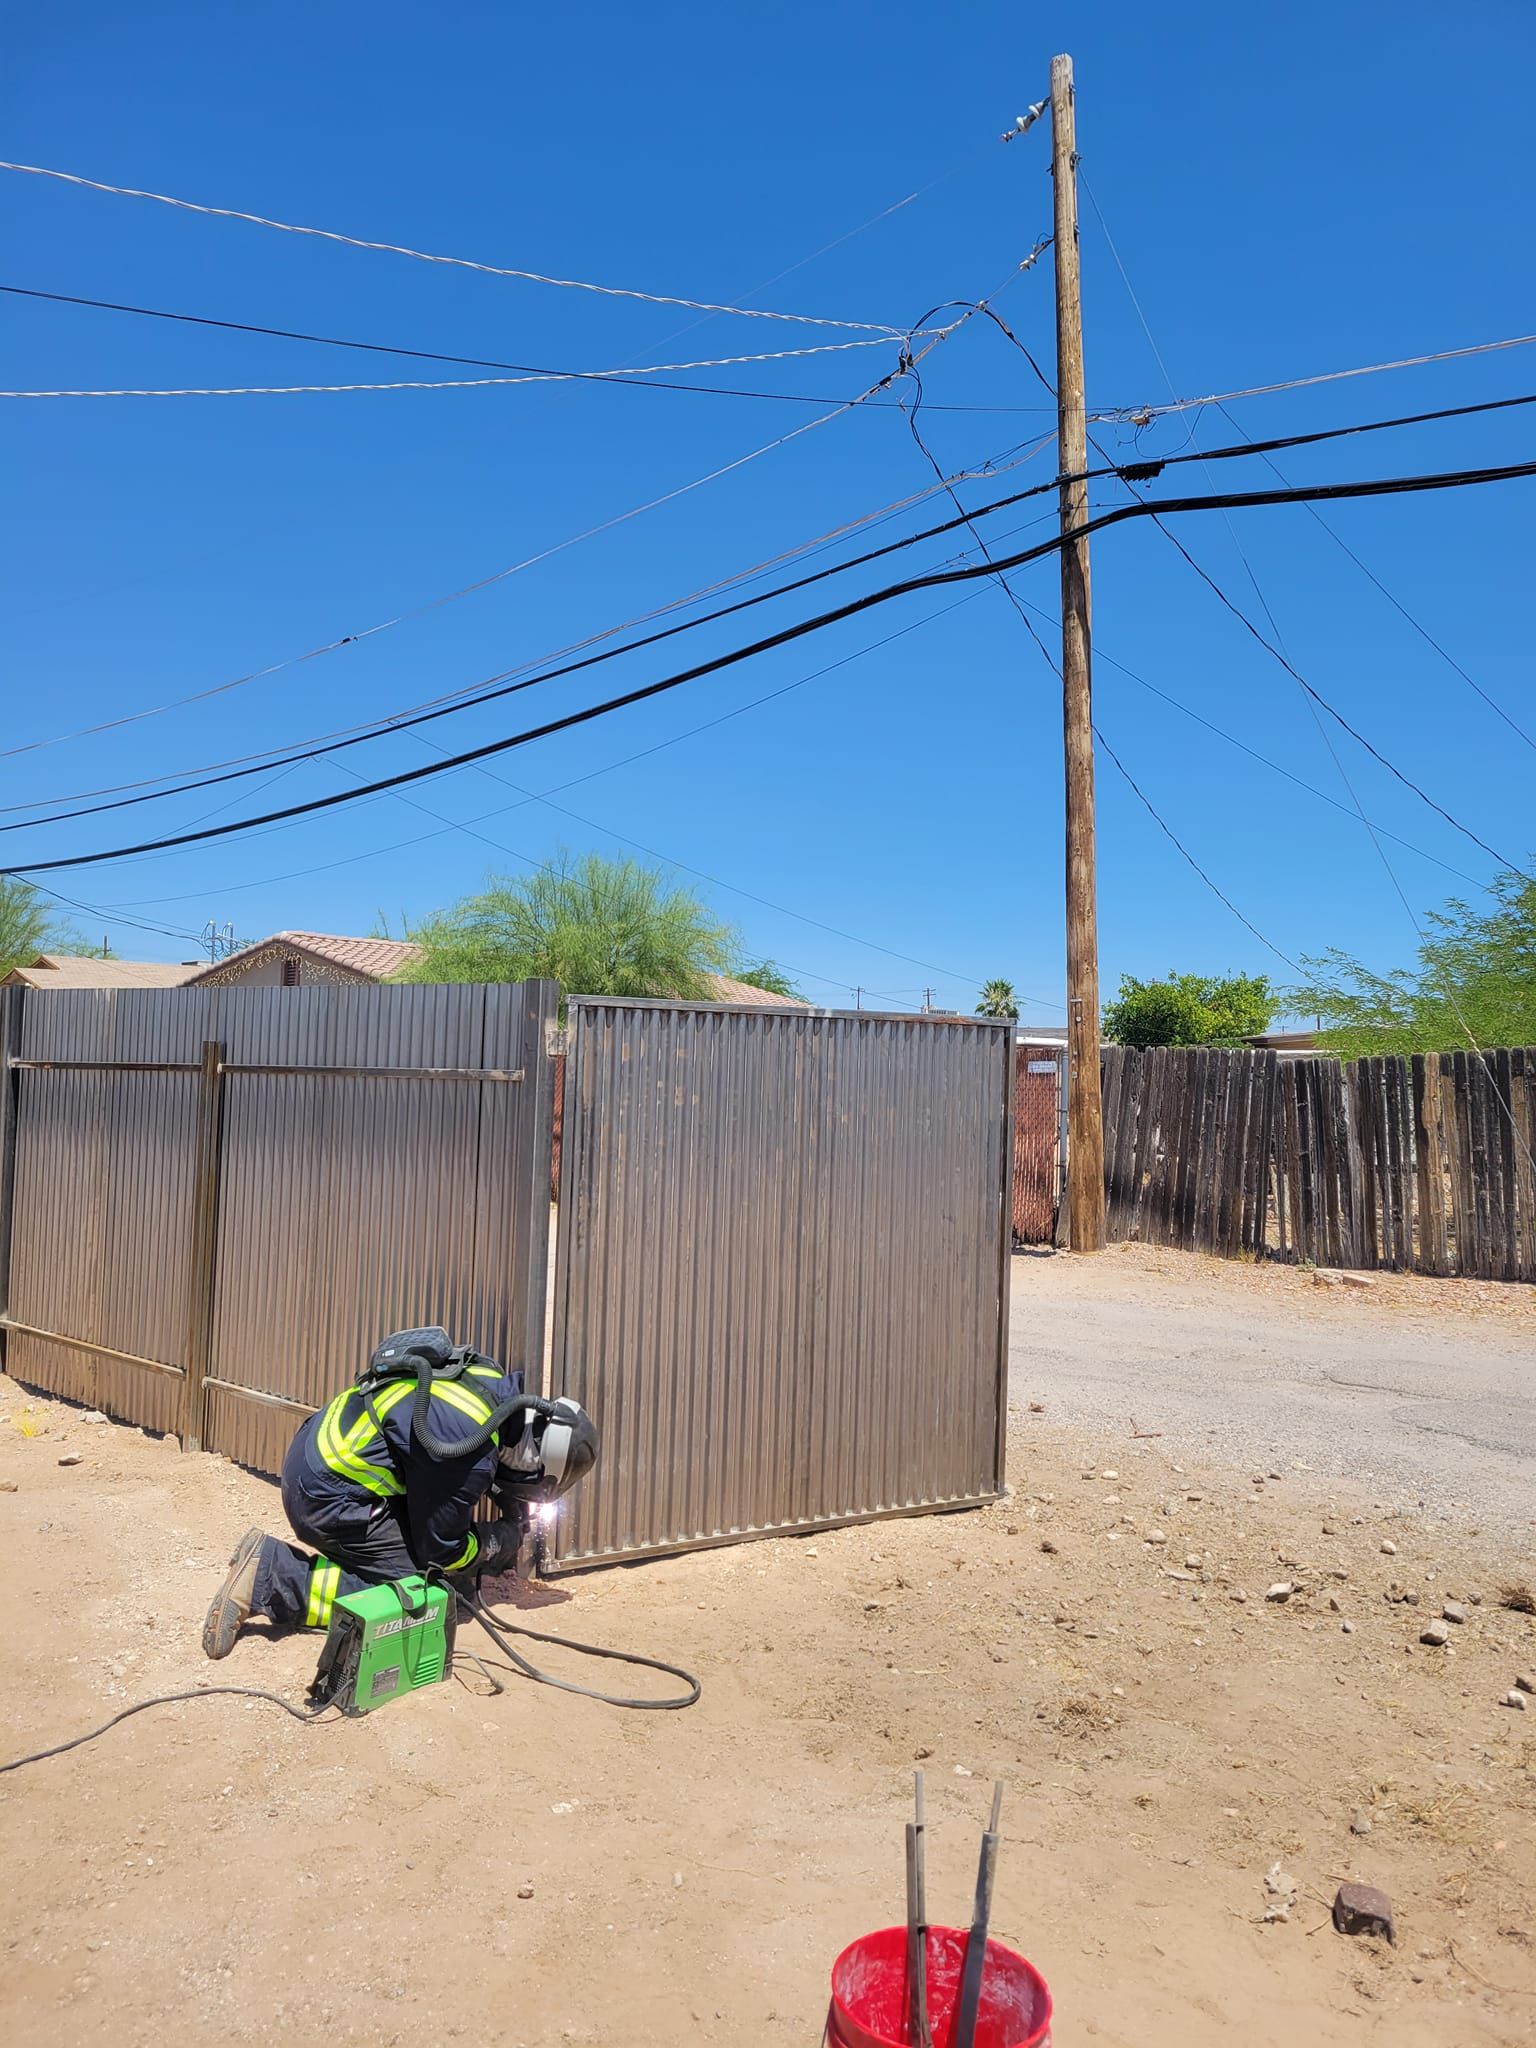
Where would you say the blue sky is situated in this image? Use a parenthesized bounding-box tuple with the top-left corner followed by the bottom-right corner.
(3, 2, 1532, 1021)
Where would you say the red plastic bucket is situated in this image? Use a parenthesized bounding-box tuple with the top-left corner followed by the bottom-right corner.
(828, 1925, 1052, 2048)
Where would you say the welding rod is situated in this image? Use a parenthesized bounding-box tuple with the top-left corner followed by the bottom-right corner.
(904, 1770, 933, 2048)
(952, 1781, 1004, 2048)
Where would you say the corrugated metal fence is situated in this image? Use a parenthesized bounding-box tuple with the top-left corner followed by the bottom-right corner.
(0, 981, 558, 1467)
(546, 999, 1014, 1568)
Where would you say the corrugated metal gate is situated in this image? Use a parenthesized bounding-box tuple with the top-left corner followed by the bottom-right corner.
(546, 998, 1014, 1569)
(1012, 1044, 1064, 1244)
(0, 981, 557, 1468)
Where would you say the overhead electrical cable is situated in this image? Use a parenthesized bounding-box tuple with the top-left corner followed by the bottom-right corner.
(390, 587, 1067, 1010)
(0, 307, 903, 402)
(1211, 402, 1536, 757)
(99, 592, 1035, 1001)
(10, 452, 1536, 878)
(0, 431, 1054, 794)
(0, 281, 1027, 409)
(899, 349, 1301, 970)
(1001, 583, 1488, 888)
(11, 382, 1529, 813)
(0, 303, 996, 772)
(1079, 185, 1536, 1172)
(1117, 333, 1536, 419)
(0, 160, 902, 333)
(9, 380, 1524, 785)
(97, 586, 991, 902)
(1090, 730, 1304, 969)
(1126, 499, 1530, 879)
(1058, 220, 1528, 879)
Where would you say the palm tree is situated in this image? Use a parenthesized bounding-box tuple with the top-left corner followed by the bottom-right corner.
(975, 978, 1019, 1020)
(398, 852, 735, 999)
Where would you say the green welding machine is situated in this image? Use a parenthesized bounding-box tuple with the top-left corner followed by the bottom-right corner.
(309, 1575, 456, 1715)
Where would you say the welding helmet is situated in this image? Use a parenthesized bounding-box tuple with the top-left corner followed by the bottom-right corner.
(494, 1396, 599, 1504)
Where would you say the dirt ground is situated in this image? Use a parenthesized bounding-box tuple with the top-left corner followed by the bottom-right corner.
(1010, 1244, 1536, 1536)
(3, 1272, 1536, 2046)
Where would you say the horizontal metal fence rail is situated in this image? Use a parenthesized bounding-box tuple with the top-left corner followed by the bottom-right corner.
(547, 998, 1013, 1569)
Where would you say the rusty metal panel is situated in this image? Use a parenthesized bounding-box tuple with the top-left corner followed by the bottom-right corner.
(2, 981, 558, 1467)
(546, 1000, 1012, 1568)
(205, 980, 558, 1468)
(6, 1055, 198, 1428)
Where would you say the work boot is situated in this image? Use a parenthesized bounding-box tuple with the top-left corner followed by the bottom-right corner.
(202, 1526, 267, 1660)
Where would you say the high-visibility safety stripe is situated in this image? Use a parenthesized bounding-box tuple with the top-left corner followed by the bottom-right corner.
(306, 1562, 341, 1629)
(305, 1558, 342, 1628)
(443, 1529, 480, 1572)
(427, 1379, 494, 1426)
(313, 1371, 505, 1496)
(314, 1384, 407, 1496)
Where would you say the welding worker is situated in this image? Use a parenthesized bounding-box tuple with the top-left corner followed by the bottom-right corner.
(203, 1326, 597, 1659)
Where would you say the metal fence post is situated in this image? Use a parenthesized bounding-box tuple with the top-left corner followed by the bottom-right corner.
(181, 1039, 226, 1451)
(0, 988, 25, 1376)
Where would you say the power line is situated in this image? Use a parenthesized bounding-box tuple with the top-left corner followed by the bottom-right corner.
(1108, 333, 1536, 420)
(901, 354, 1301, 968)
(396, 595, 1065, 1009)
(11, 378, 1526, 786)
(97, 588, 989, 900)
(1, 442, 1041, 786)
(1210, 401, 1536, 757)
(0, 281, 1036, 411)
(1077, 187, 1536, 1173)
(15, 380, 1531, 819)
(0, 306, 992, 777)
(0, 285, 900, 401)
(1091, 731, 1302, 970)
(12, 452, 1536, 878)
(0, 160, 901, 333)
(1133, 507, 1530, 879)
(1004, 584, 1488, 888)
(95, 592, 1036, 1001)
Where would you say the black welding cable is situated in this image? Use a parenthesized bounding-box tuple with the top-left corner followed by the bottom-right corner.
(463, 1590, 702, 1711)
(0, 1685, 332, 1774)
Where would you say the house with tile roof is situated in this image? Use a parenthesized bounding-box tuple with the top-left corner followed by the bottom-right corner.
(2, 952, 204, 990)
(186, 931, 811, 1006)
(186, 930, 423, 988)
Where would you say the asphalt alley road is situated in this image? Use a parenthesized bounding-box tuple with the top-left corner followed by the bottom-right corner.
(1008, 1246, 1536, 1537)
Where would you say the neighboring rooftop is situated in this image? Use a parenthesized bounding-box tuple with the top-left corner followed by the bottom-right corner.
(185, 934, 813, 1003)
(2, 953, 203, 991)
(187, 931, 425, 986)
(702, 974, 811, 1008)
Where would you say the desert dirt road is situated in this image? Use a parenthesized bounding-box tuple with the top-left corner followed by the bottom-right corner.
(2, 1248, 1534, 2047)
(1009, 1245, 1536, 1536)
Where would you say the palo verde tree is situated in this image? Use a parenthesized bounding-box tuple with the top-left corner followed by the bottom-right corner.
(1102, 971, 1276, 1049)
(1288, 868, 1536, 1056)
(397, 851, 735, 1000)
(975, 978, 1020, 1019)
(731, 960, 804, 1000)
(0, 877, 82, 979)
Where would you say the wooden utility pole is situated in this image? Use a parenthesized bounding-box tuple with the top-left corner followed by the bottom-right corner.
(1050, 52, 1105, 1252)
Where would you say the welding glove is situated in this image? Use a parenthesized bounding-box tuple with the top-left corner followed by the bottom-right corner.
(470, 1519, 523, 1580)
